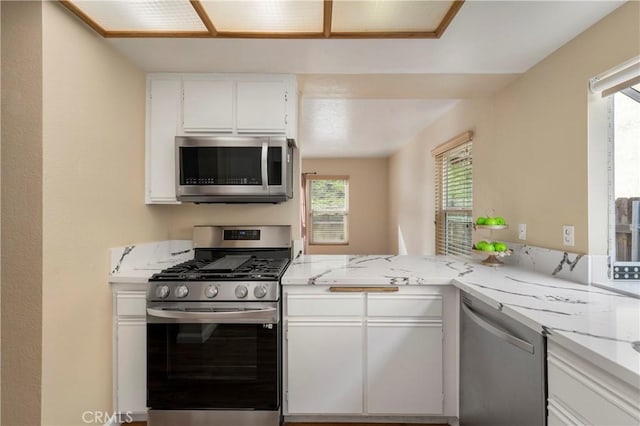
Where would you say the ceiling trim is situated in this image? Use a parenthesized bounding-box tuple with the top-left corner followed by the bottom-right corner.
(323, 0, 333, 38)
(190, 0, 217, 36)
(59, 0, 107, 37)
(59, 0, 465, 39)
(435, 0, 465, 38)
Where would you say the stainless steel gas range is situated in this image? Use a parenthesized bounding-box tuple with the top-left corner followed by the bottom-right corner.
(146, 225, 291, 426)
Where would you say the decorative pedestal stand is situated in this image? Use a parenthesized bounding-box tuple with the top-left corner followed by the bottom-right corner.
(472, 224, 512, 266)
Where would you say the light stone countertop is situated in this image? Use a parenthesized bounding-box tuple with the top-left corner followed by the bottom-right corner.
(282, 254, 640, 389)
(106, 242, 640, 390)
(108, 240, 193, 283)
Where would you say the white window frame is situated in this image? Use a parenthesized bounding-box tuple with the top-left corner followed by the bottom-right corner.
(589, 55, 640, 281)
(306, 175, 350, 245)
(608, 88, 640, 279)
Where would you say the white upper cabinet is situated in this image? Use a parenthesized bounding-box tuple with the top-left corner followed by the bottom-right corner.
(146, 73, 297, 204)
(146, 77, 181, 204)
(236, 81, 287, 133)
(182, 80, 234, 132)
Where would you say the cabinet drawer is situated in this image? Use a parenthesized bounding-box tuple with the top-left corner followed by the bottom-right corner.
(367, 294, 442, 318)
(116, 292, 147, 317)
(548, 352, 639, 425)
(287, 294, 364, 317)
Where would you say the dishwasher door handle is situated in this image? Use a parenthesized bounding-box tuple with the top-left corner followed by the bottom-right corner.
(462, 302, 534, 354)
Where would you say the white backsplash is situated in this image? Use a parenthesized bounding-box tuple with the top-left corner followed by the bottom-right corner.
(501, 242, 590, 284)
(110, 240, 193, 277)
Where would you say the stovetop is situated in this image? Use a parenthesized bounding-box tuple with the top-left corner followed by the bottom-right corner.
(149, 257, 290, 282)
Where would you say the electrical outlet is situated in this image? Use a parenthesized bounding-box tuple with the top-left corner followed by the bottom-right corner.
(563, 225, 575, 246)
(518, 224, 527, 240)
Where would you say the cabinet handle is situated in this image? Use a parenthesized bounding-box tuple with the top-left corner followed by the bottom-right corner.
(329, 286, 399, 293)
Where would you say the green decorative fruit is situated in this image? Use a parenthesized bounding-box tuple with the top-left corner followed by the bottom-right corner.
(484, 243, 496, 252)
(484, 217, 498, 226)
(475, 240, 489, 250)
(494, 242, 508, 252)
(476, 217, 487, 225)
(495, 217, 506, 225)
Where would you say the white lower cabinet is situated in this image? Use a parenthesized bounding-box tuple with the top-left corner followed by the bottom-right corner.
(547, 340, 640, 426)
(287, 321, 363, 414)
(284, 286, 447, 418)
(367, 321, 442, 414)
(116, 318, 146, 413)
(112, 286, 147, 418)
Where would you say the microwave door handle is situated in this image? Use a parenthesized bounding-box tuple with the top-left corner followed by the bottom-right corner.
(147, 307, 276, 321)
(261, 141, 268, 191)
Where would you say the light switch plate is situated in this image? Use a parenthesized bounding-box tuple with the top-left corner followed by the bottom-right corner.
(563, 225, 575, 246)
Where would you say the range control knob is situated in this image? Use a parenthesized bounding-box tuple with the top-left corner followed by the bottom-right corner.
(253, 284, 268, 299)
(235, 285, 248, 299)
(175, 285, 189, 298)
(205, 285, 219, 299)
(155, 285, 170, 299)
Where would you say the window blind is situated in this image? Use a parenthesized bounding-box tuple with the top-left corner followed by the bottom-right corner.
(308, 177, 349, 244)
(590, 55, 640, 98)
(434, 133, 473, 256)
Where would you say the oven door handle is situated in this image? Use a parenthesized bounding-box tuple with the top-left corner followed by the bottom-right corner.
(147, 307, 277, 322)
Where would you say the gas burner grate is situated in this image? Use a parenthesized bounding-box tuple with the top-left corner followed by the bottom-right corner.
(150, 257, 290, 281)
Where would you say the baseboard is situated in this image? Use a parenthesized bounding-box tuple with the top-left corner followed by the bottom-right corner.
(283, 414, 456, 424)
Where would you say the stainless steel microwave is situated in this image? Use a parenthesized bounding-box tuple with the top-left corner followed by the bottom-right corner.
(175, 135, 293, 203)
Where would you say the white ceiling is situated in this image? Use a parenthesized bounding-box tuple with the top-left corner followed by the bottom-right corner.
(301, 98, 459, 157)
(107, 1, 623, 74)
(101, 1, 624, 158)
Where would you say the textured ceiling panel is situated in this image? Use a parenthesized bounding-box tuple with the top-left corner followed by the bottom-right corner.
(70, 0, 207, 31)
(332, 0, 454, 33)
(202, 0, 324, 33)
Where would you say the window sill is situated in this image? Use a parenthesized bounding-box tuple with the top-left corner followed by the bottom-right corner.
(309, 242, 350, 246)
(590, 280, 640, 299)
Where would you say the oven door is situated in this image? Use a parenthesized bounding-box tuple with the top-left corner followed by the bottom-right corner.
(146, 302, 280, 411)
(175, 136, 289, 200)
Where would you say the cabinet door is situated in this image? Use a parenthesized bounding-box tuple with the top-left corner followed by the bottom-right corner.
(117, 319, 146, 414)
(182, 80, 234, 132)
(547, 399, 581, 426)
(236, 81, 287, 133)
(147, 78, 180, 203)
(287, 321, 363, 414)
(367, 321, 443, 415)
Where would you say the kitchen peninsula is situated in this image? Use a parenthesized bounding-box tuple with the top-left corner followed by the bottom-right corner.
(281, 254, 640, 424)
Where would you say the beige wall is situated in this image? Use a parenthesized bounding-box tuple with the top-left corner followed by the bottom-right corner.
(41, 2, 171, 425)
(304, 158, 390, 255)
(390, 1, 640, 255)
(389, 99, 494, 255)
(1, 2, 43, 425)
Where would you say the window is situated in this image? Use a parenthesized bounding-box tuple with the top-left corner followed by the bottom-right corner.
(433, 132, 473, 256)
(590, 56, 640, 280)
(306, 176, 349, 245)
(611, 85, 640, 278)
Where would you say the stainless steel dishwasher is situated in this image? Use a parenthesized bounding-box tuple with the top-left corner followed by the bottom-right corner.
(460, 291, 546, 426)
